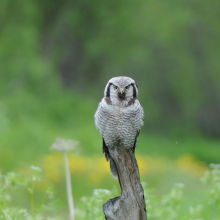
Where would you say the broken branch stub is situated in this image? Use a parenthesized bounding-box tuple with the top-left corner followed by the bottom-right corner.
(103, 147, 147, 220)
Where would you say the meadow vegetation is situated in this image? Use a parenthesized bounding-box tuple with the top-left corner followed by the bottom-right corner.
(1, 88, 220, 218)
(1, 161, 220, 219)
(1, 0, 220, 218)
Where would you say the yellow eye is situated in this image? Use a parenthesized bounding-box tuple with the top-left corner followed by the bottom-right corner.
(125, 86, 130, 90)
(113, 85, 118, 90)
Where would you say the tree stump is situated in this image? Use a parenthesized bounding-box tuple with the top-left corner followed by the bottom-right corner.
(103, 147, 147, 220)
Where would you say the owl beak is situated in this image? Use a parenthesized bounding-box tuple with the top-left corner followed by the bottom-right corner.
(118, 89, 125, 100)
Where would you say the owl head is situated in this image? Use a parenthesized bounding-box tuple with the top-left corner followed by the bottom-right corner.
(104, 76, 138, 100)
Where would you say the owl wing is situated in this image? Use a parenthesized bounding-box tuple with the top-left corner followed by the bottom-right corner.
(103, 137, 118, 179)
(102, 138, 110, 161)
(132, 130, 140, 153)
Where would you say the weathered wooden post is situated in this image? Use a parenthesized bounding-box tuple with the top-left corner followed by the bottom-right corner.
(103, 146, 147, 220)
(94, 76, 146, 219)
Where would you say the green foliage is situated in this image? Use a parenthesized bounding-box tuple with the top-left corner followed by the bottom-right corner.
(0, 157, 219, 219)
(1, 1, 220, 217)
(1, 0, 220, 137)
(78, 164, 220, 220)
(0, 167, 65, 220)
(79, 189, 116, 220)
(1, 87, 220, 173)
(0, 0, 52, 89)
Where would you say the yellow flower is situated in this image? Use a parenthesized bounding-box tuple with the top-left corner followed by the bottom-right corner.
(35, 152, 208, 190)
(42, 153, 62, 183)
(176, 154, 207, 176)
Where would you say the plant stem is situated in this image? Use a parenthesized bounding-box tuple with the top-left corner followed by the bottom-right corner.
(31, 184, 35, 220)
(63, 151, 75, 220)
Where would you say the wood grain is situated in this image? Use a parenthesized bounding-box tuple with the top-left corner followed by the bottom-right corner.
(103, 147, 147, 220)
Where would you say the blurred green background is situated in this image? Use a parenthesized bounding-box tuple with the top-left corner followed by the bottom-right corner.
(1, 0, 220, 216)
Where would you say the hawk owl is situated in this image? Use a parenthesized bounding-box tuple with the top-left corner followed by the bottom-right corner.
(94, 76, 144, 178)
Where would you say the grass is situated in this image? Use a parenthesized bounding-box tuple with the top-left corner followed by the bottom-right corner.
(0, 87, 220, 218)
(1, 157, 220, 219)
(1, 87, 220, 170)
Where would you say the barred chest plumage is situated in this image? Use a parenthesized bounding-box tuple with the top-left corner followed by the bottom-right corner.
(95, 97, 143, 148)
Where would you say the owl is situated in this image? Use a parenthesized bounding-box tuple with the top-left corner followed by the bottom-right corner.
(94, 76, 144, 179)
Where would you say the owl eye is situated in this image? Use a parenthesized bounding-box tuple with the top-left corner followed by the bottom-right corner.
(125, 85, 130, 90)
(113, 85, 118, 90)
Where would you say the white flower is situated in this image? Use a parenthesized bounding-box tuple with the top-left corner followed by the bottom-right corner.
(210, 163, 220, 169)
(50, 138, 79, 152)
(174, 183, 185, 188)
(93, 189, 111, 196)
(30, 166, 42, 172)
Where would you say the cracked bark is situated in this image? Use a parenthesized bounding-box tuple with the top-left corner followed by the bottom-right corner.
(103, 147, 147, 220)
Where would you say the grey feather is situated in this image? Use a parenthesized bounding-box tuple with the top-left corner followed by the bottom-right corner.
(94, 76, 144, 179)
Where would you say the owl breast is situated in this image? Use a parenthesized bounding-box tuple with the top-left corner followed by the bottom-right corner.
(95, 98, 144, 148)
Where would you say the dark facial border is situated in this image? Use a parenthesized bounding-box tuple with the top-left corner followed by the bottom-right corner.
(131, 83, 137, 98)
(106, 82, 113, 97)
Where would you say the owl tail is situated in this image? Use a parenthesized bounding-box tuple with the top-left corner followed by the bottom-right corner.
(110, 157, 118, 179)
